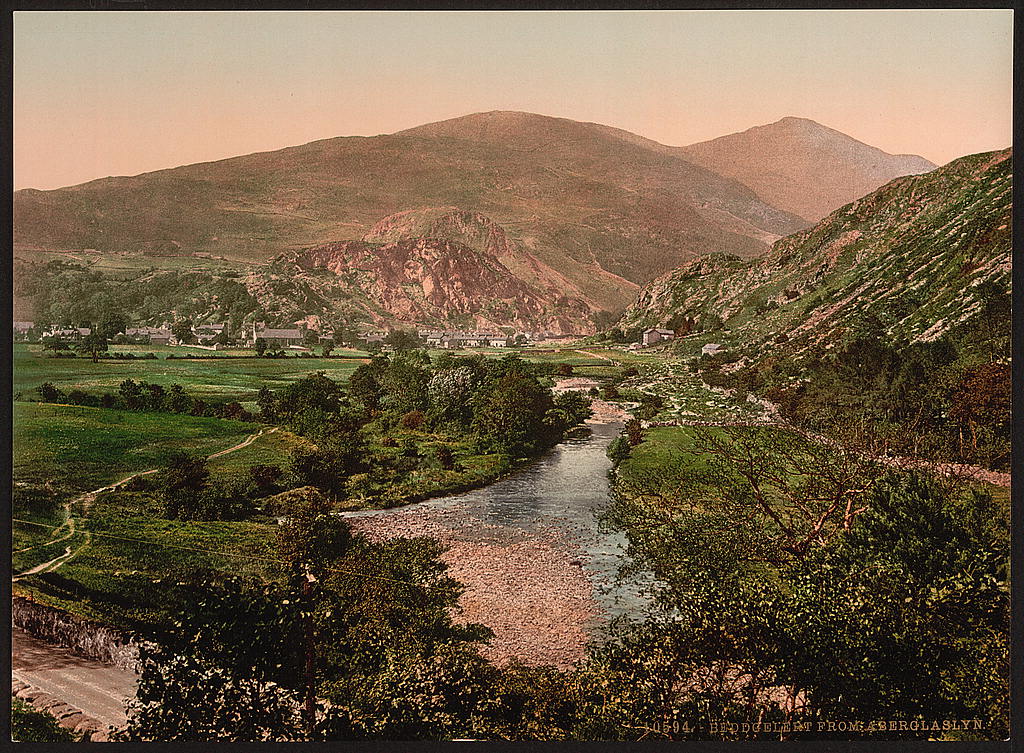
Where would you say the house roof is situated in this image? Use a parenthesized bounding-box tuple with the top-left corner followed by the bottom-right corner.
(256, 328, 303, 338)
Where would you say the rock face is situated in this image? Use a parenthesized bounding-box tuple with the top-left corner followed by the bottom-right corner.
(251, 209, 595, 333)
(681, 116, 937, 222)
(619, 148, 1011, 350)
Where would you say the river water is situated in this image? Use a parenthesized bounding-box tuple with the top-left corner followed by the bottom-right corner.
(344, 420, 656, 661)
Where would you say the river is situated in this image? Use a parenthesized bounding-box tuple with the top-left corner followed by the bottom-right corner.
(343, 417, 655, 668)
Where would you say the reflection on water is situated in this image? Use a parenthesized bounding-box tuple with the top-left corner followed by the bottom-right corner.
(348, 421, 656, 633)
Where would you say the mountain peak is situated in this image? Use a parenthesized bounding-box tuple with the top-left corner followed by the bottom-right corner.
(682, 118, 936, 221)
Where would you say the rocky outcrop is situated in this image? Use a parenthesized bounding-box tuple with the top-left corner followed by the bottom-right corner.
(252, 209, 597, 333)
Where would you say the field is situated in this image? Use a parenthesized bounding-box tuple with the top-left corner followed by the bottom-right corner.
(11, 402, 264, 574)
(13, 344, 369, 404)
(12, 402, 257, 494)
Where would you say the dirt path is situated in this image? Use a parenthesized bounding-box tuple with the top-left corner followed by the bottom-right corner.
(12, 427, 278, 582)
(574, 348, 617, 363)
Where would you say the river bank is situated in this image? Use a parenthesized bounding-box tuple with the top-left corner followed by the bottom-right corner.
(348, 509, 598, 669)
(344, 417, 647, 671)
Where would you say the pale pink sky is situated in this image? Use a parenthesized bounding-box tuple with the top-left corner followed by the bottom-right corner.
(14, 9, 1014, 190)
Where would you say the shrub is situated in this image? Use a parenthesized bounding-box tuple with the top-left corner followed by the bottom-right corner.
(606, 436, 631, 465)
(399, 410, 426, 430)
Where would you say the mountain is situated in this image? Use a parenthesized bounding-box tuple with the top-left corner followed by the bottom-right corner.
(13, 111, 812, 317)
(617, 148, 1011, 353)
(680, 117, 937, 222)
(250, 209, 594, 333)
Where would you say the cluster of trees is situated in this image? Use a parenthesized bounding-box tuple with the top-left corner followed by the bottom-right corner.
(36, 380, 258, 422)
(119, 449, 1008, 742)
(704, 317, 1011, 470)
(607, 426, 1009, 740)
(248, 356, 590, 504)
(16, 260, 263, 335)
(150, 452, 267, 521)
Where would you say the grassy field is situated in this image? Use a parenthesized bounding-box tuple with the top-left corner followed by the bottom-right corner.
(11, 402, 261, 575)
(13, 344, 369, 403)
(13, 402, 256, 493)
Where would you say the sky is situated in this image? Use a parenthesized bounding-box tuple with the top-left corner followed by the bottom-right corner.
(13, 9, 1014, 190)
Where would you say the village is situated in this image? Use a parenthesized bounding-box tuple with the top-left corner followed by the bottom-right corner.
(12, 319, 596, 352)
(13, 318, 720, 355)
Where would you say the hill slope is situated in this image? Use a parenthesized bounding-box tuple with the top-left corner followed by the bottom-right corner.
(250, 209, 594, 333)
(13, 111, 812, 314)
(618, 148, 1011, 353)
(680, 117, 937, 222)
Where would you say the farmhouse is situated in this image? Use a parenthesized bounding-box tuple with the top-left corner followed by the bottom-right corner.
(245, 322, 307, 347)
(44, 326, 91, 340)
(642, 328, 675, 346)
(125, 326, 173, 345)
(702, 343, 725, 356)
(13, 321, 34, 335)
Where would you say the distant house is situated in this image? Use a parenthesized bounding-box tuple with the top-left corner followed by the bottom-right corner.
(13, 321, 34, 335)
(44, 326, 90, 340)
(192, 323, 227, 343)
(642, 328, 675, 346)
(193, 323, 227, 343)
(425, 333, 445, 347)
(361, 333, 385, 344)
(245, 322, 307, 347)
(487, 336, 512, 347)
(126, 326, 173, 345)
(701, 343, 725, 356)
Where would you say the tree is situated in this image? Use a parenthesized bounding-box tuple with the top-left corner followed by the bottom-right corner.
(598, 468, 1008, 741)
(619, 425, 882, 562)
(249, 464, 284, 496)
(41, 335, 70, 353)
(97, 311, 130, 341)
(257, 386, 278, 422)
(321, 343, 334, 358)
(427, 366, 478, 427)
(472, 372, 555, 456)
(156, 452, 211, 519)
(384, 329, 422, 352)
(547, 391, 592, 433)
(77, 332, 108, 363)
(254, 338, 268, 357)
(623, 418, 645, 446)
(172, 319, 195, 345)
(303, 329, 320, 350)
(948, 362, 1011, 466)
(37, 382, 64, 403)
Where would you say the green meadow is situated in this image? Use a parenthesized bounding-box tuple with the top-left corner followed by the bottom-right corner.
(13, 344, 368, 403)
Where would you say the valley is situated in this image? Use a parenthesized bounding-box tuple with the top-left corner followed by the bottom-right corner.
(12, 115, 1011, 743)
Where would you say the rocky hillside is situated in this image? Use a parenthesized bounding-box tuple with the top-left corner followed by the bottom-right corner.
(618, 148, 1011, 354)
(680, 117, 936, 222)
(247, 209, 594, 333)
(13, 111, 814, 314)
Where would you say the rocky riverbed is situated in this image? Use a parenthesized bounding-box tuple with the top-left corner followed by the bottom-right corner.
(348, 505, 599, 669)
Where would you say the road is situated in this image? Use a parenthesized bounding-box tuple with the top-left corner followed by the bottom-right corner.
(12, 626, 136, 730)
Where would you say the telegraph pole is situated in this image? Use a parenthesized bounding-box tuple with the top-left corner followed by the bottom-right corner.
(302, 570, 316, 739)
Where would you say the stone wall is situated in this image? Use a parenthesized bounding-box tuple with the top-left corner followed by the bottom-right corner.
(12, 596, 141, 673)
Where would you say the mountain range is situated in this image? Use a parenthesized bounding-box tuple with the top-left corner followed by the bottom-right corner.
(14, 111, 941, 330)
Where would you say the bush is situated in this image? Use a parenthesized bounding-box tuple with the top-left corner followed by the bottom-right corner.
(37, 382, 64, 402)
(399, 410, 426, 430)
(606, 436, 631, 465)
(624, 419, 645, 446)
